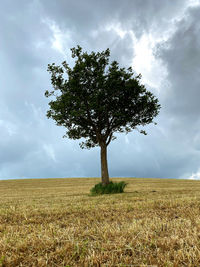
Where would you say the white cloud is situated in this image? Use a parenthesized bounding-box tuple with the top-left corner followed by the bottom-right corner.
(188, 0, 200, 7)
(189, 171, 200, 180)
(105, 23, 128, 39)
(42, 18, 71, 55)
(133, 34, 167, 91)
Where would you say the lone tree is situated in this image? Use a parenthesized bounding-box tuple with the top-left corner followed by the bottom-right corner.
(45, 46, 161, 185)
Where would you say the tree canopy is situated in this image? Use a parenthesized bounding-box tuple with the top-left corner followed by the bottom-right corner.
(45, 46, 161, 184)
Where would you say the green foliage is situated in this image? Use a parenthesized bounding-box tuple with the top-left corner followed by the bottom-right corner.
(90, 181, 128, 195)
(0, 256, 5, 267)
(45, 45, 161, 149)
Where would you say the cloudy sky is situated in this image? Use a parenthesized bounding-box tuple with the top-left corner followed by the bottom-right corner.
(1, 0, 200, 180)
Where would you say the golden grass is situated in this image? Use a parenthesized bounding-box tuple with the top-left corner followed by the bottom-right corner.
(0, 177, 200, 266)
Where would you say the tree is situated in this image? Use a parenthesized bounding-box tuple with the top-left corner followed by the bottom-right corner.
(45, 46, 161, 185)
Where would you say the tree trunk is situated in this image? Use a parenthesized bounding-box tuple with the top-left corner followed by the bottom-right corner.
(100, 143, 110, 185)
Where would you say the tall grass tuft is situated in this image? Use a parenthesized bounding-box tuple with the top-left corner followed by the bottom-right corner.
(90, 181, 128, 195)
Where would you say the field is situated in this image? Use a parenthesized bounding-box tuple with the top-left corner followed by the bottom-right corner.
(0, 178, 200, 266)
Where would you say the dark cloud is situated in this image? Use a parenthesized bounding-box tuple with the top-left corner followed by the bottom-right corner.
(156, 7, 200, 113)
(0, 0, 199, 179)
(154, 5, 200, 178)
(40, 0, 188, 36)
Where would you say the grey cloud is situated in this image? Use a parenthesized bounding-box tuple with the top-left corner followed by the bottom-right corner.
(39, 0, 189, 67)
(156, 6, 200, 121)
(0, 0, 199, 180)
(154, 5, 200, 177)
(40, 0, 188, 36)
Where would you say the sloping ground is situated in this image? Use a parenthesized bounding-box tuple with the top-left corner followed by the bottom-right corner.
(0, 177, 200, 266)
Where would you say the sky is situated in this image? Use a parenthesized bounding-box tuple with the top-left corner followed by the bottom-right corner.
(1, 0, 200, 180)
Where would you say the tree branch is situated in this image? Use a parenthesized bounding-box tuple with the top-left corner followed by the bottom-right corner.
(106, 133, 113, 146)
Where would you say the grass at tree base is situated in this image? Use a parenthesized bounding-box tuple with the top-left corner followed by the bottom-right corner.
(90, 181, 128, 195)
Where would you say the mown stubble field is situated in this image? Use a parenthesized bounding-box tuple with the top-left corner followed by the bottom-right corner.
(0, 178, 200, 266)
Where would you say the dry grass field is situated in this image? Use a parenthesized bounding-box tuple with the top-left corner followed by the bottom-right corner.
(0, 177, 200, 266)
